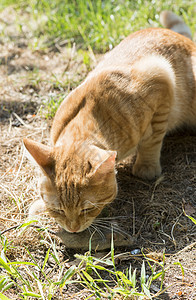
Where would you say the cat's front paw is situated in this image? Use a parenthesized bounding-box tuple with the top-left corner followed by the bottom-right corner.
(132, 161, 161, 180)
(28, 200, 46, 217)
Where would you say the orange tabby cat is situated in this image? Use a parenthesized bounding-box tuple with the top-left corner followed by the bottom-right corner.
(24, 11, 196, 233)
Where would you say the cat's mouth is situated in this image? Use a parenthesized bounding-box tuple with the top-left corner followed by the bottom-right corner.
(60, 224, 80, 233)
(66, 226, 81, 233)
(62, 227, 85, 234)
(61, 219, 94, 233)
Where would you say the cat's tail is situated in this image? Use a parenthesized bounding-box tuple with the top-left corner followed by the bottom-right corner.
(160, 10, 192, 40)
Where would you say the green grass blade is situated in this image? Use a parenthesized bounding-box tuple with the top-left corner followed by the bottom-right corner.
(59, 265, 76, 289)
(1, 282, 14, 293)
(140, 261, 146, 286)
(18, 220, 38, 229)
(160, 251, 166, 291)
(81, 270, 94, 283)
(8, 262, 36, 266)
(22, 292, 42, 298)
(0, 277, 7, 291)
(42, 248, 50, 272)
(0, 257, 13, 275)
(11, 265, 32, 290)
(186, 215, 196, 225)
(92, 257, 113, 266)
(142, 283, 152, 299)
(173, 262, 184, 278)
(37, 280, 45, 300)
(0, 293, 12, 300)
(152, 271, 163, 280)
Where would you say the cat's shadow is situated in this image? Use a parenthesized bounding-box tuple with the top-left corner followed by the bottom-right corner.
(103, 131, 196, 251)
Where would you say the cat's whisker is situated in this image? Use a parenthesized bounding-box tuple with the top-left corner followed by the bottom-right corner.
(93, 221, 129, 237)
(84, 200, 104, 210)
(95, 223, 125, 237)
(95, 219, 122, 226)
(94, 220, 113, 226)
(115, 197, 132, 204)
(93, 203, 107, 208)
(93, 220, 110, 229)
(90, 224, 106, 241)
(95, 220, 130, 236)
(84, 200, 99, 208)
(88, 226, 93, 235)
(93, 220, 112, 229)
(97, 216, 130, 220)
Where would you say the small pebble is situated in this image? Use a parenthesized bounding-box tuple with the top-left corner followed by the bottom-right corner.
(130, 249, 141, 255)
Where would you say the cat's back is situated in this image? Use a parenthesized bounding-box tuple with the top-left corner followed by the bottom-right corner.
(94, 28, 196, 129)
(97, 28, 195, 68)
(52, 28, 196, 144)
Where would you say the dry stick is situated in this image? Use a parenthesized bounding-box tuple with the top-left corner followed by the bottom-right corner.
(135, 216, 147, 238)
(13, 144, 25, 183)
(0, 224, 56, 236)
(0, 183, 20, 211)
(12, 112, 47, 132)
(171, 212, 183, 249)
(2, 128, 47, 146)
(0, 160, 17, 180)
(0, 216, 20, 222)
(8, 114, 12, 133)
(12, 112, 34, 129)
(132, 197, 135, 236)
(150, 175, 164, 202)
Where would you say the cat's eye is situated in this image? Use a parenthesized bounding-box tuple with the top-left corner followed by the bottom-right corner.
(81, 207, 95, 213)
(54, 209, 64, 214)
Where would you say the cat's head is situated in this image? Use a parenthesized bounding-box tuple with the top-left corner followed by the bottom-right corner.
(24, 138, 117, 233)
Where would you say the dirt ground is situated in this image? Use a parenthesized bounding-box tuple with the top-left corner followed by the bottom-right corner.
(0, 7, 196, 300)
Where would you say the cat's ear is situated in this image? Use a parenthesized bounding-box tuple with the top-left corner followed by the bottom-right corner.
(23, 138, 55, 177)
(90, 151, 117, 181)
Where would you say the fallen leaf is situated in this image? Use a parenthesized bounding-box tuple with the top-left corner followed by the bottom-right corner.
(184, 202, 196, 216)
(177, 291, 183, 296)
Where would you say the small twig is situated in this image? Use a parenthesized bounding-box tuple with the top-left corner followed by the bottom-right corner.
(152, 283, 175, 299)
(8, 114, 12, 133)
(135, 216, 147, 238)
(0, 183, 20, 210)
(150, 175, 164, 202)
(0, 225, 20, 235)
(1, 129, 47, 146)
(13, 144, 25, 183)
(0, 224, 57, 236)
(171, 213, 183, 249)
(54, 43, 63, 53)
(132, 198, 135, 236)
(0, 216, 20, 222)
(12, 112, 34, 129)
(0, 160, 17, 180)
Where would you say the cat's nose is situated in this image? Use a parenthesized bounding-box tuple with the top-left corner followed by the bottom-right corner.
(68, 223, 80, 233)
(70, 228, 79, 233)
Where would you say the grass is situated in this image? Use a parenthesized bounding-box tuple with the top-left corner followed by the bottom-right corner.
(0, 0, 195, 299)
(1, 0, 195, 118)
(1, 216, 194, 299)
(0, 0, 195, 52)
(0, 224, 174, 299)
